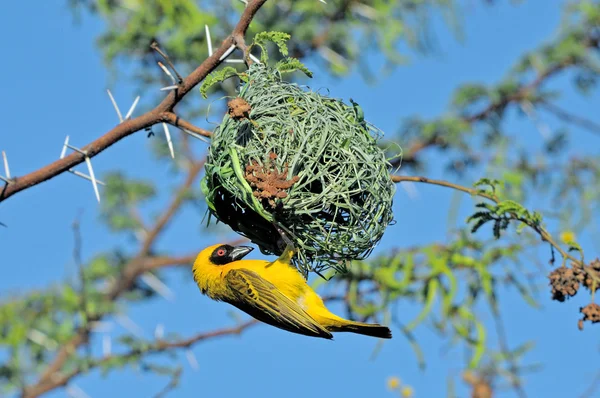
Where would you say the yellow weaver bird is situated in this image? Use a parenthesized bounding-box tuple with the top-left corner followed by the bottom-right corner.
(193, 243, 392, 339)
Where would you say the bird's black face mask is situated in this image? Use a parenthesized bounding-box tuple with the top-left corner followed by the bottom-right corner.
(210, 245, 254, 265)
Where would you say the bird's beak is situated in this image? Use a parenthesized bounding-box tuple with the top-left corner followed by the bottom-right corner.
(229, 246, 254, 261)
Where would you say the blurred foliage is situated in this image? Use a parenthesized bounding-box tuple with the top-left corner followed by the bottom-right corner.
(389, 1, 600, 228)
(101, 172, 156, 233)
(330, 229, 531, 370)
(69, 0, 462, 80)
(2, 0, 600, 397)
(386, 375, 414, 397)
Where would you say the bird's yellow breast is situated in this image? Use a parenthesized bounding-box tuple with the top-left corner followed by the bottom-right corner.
(193, 256, 308, 301)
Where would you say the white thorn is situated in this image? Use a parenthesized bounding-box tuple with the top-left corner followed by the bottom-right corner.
(66, 384, 91, 398)
(90, 321, 113, 332)
(319, 0, 327, 3)
(2, 151, 10, 179)
(84, 156, 101, 203)
(60, 136, 70, 159)
(160, 85, 180, 91)
(61, 137, 106, 190)
(318, 46, 347, 66)
(65, 143, 86, 156)
(141, 272, 175, 301)
(134, 228, 147, 241)
(161, 123, 175, 159)
(154, 324, 165, 340)
(68, 170, 106, 186)
(521, 101, 551, 140)
(224, 59, 245, 64)
(27, 329, 58, 351)
(351, 3, 377, 20)
(205, 25, 213, 56)
(185, 350, 199, 371)
(181, 128, 210, 143)
(107, 89, 123, 123)
(238, 0, 248, 4)
(219, 45, 236, 61)
(248, 53, 262, 65)
(115, 314, 145, 338)
(125, 96, 140, 120)
(158, 62, 176, 84)
(102, 334, 111, 357)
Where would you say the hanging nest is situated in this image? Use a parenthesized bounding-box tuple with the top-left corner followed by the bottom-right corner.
(202, 64, 397, 276)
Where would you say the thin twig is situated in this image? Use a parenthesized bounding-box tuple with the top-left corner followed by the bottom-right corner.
(22, 321, 256, 398)
(390, 175, 497, 202)
(490, 306, 527, 398)
(153, 368, 182, 398)
(151, 41, 183, 83)
(391, 55, 596, 170)
(160, 112, 212, 137)
(391, 174, 580, 266)
(105, 160, 204, 302)
(540, 100, 600, 136)
(20, 4, 267, 393)
(0, 0, 267, 203)
(71, 213, 91, 360)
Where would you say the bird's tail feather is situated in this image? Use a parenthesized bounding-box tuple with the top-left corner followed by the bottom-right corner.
(328, 321, 392, 339)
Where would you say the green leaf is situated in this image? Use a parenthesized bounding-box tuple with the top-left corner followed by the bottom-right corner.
(274, 58, 313, 78)
(474, 178, 502, 194)
(200, 67, 241, 99)
(253, 31, 291, 62)
(406, 278, 438, 331)
(62, 286, 80, 310)
(452, 84, 489, 107)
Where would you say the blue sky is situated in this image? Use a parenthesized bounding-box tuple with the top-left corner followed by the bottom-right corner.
(1, 1, 600, 397)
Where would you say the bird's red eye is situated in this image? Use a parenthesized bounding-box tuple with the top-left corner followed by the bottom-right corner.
(217, 249, 226, 256)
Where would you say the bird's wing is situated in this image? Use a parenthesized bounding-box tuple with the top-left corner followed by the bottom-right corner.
(224, 269, 332, 339)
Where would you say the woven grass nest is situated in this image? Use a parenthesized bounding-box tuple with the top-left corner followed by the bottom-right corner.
(202, 64, 397, 276)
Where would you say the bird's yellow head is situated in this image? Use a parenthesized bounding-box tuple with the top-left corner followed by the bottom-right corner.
(192, 244, 255, 292)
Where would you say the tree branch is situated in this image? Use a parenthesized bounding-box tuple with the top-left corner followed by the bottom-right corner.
(160, 112, 212, 137)
(391, 174, 580, 267)
(19, 3, 268, 396)
(390, 175, 497, 201)
(21, 321, 257, 398)
(391, 42, 600, 170)
(139, 161, 204, 255)
(141, 254, 197, 271)
(539, 100, 600, 136)
(23, 159, 203, 397)
(0, 0, 267, 203)
(464, 60, 575, 123)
